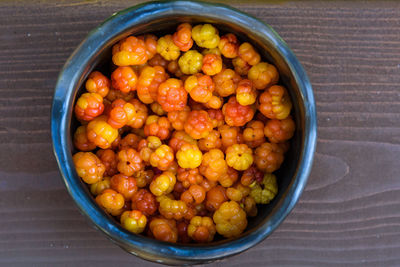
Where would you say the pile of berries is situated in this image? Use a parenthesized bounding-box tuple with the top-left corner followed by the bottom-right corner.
(72, 23, 295, 243)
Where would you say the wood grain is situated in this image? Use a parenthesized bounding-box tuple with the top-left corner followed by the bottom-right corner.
(0, 0, 399, 266)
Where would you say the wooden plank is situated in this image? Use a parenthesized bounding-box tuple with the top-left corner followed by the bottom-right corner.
(0, 0, 399, 266)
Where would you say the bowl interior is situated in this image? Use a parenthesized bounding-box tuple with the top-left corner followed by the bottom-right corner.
(71, 15, 304, 233)
(53, 1, 314, 264)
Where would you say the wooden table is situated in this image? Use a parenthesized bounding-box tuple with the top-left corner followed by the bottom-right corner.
(1, 1, 399, 266)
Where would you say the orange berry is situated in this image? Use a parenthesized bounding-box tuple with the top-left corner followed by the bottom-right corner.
(202, 54, 222, 76)
(95, 189, 125, 216)
(119, 133, 142, 150)
(218, 33, 239, 58)
(242, 196, 258, 217)
(144, 115, 171, 140)
(201, 47, 221, 56)
(158, 195, 189, 220)
(150, 145, 175, 171)
(238, 42, 260, 66)
(213, 69, 240, 97)
(232, 56, 251, 76)
(177, 167, 204, 188)
(149, 171, 176, 196)
(138, 34, 158, 60)
(131, 189, 158, 216)
(150, 102, 166, 116)
(219, 167, 239, 188)
(111, 66, 137, 93)
(86, 115, 119, 149)
(222, 96, 255, 127)
(105, 88, 135, 102)
(137, 65, 169, 104)
(198, 130, 222, 152)
(73, 152, 105, 184)
(243, 120, 266, 148)
(199, 178, 217, 193)
(85, 71, 110, 97)
(226, 187, 243, 202)
(149, 217, 178, 243)
(225, 144, 253, 171)
(258, 85, 292, 120)
(199, 149, 228, 182)
(133, 169, 154, 188)
(166, 160, 179, 175)
(96, 149, 118, 177)
(74, 93, 104, 122)
(181, 184, 206, 205)
(158, 78, 187, 112)
(184, 110, 213, 139)
(112, 36, 148, 66)
(172, 181, 186, 200)
(172, 23, 193, 52)
(241, 165, 264, 186)
(248, 62, 279, 89)
(117, 148, 144, 176)
(218, 124, 243, 151)
(167, 59, 185, 78)
(264, 116, 295, 143)
(177, 221, 191, 243)
(73, 125, 96, 151)
(90, 177, 111, 196)
(236, 79, 257, 106)
(120, 210, 147, 234)
(188, 216, 216, 243)
(205, 185, 228, 212)
(168, 130, 197, 153)
(168, 106, 190, 131)
(107, 99, 136, 129)
(184, 74, 214, 103)
(207, 109, 224, 128)
(127, 99, 148, 129)
(110, 174, 138, 200)
(254, 142, 285, 173)
(148, 53, 169, 69)
(203, 95, 223, 109)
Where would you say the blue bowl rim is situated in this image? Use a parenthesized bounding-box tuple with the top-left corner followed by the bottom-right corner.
(51, 0, 317, 263)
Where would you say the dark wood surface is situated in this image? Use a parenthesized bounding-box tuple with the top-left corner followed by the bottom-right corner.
(1, 0, 400, 266)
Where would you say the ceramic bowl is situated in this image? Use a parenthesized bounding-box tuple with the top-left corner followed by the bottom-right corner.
(51, 1, 317, 265)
